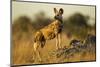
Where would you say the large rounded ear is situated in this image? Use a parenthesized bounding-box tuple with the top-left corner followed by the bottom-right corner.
(59, 8, 63, 14)
(54, 8, 58, 14)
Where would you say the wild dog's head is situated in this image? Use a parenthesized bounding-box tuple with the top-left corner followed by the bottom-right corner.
(54, 8, 64, 22)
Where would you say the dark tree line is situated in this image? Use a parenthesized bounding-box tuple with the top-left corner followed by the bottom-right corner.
(12, 12, 95, 39)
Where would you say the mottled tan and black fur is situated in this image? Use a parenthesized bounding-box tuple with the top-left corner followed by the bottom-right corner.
(33, 8, 64, 61)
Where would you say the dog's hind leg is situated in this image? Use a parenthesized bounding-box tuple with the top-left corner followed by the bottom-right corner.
(33, 42, 42, 62)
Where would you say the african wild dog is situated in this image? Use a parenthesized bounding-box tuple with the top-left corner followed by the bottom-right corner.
(33, 8, 64, 61)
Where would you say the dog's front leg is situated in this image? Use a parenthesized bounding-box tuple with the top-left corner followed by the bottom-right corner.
(56, 34, 59, 50)
(58, 33, 62, 49)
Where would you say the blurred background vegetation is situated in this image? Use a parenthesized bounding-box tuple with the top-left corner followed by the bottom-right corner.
(12, 12, 96, 40)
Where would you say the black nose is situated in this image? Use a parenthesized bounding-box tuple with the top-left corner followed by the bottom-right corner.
(57, 14, 59, 16)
